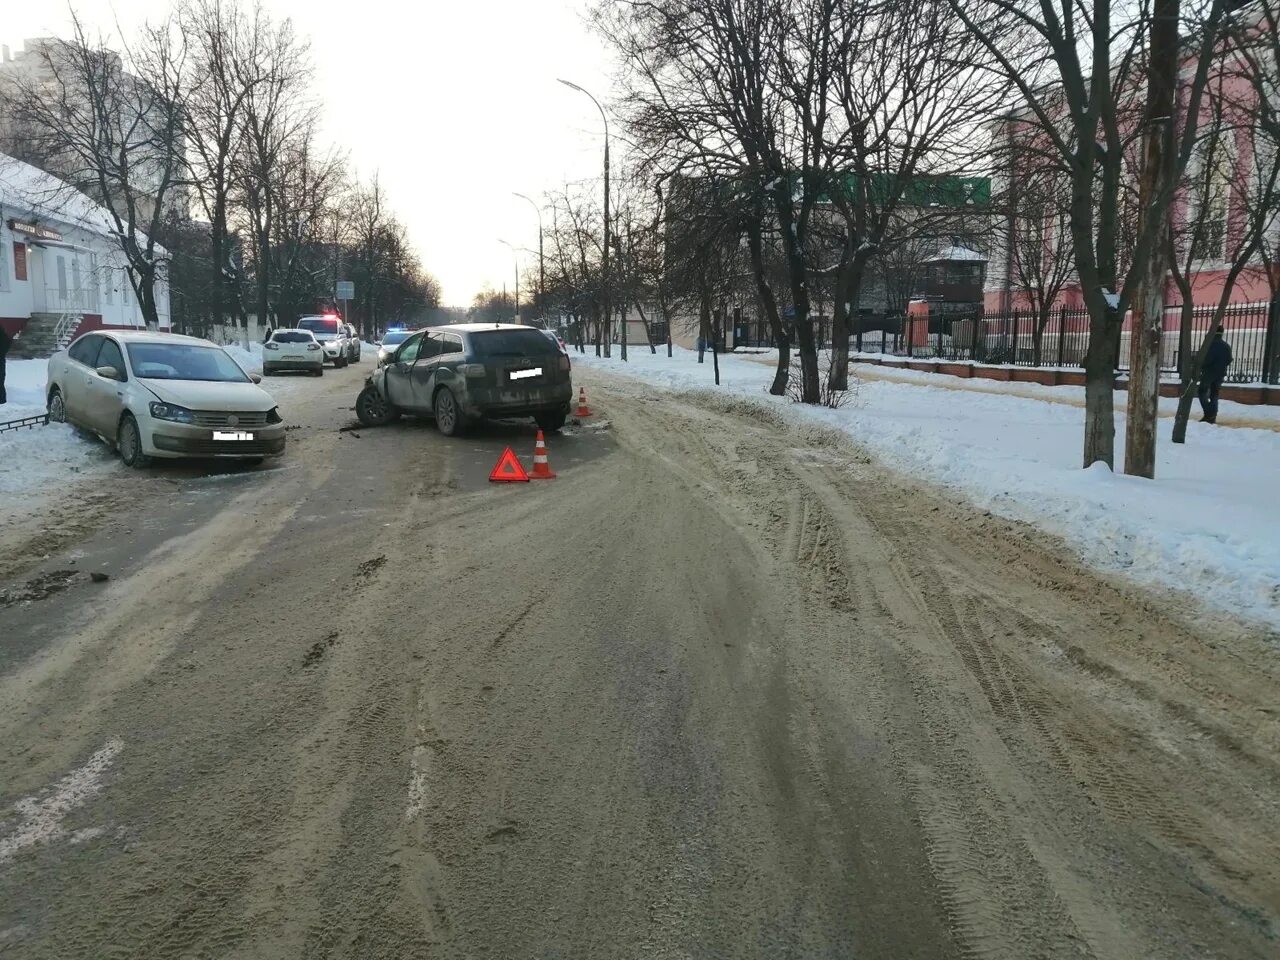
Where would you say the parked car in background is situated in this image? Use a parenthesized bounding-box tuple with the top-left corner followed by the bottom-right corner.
(47, 331, 285, 467)
(263, 329, 325, 376)
(355, 323, 572, 435)
(297, 314, 355, 367)
(343, 323, 362, 363)
(376, 327, 417, 367)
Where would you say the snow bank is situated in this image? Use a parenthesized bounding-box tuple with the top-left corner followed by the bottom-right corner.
(575, 347, 1280, 631)
(0, 359, 117, 495)
(851, 359, 1280, 426)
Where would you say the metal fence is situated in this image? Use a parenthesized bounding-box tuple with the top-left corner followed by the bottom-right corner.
(852, 298, 1280, 384)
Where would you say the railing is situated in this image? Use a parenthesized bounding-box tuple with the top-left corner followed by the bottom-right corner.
(854, 298, 1280, 385)
(0, 413, 50, 435)
(32, 285, 100, 314)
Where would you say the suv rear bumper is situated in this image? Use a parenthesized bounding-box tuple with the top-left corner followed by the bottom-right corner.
(463, 383, 572, 420)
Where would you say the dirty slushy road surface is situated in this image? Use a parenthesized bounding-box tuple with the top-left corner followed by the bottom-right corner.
(1, 365, 1277, 959)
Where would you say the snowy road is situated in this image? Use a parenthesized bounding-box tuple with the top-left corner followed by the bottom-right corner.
(0, 365, 1277, 958)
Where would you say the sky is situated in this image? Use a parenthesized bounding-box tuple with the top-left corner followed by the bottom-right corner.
(3, 0, 617, 306)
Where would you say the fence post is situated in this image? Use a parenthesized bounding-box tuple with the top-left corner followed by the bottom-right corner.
(1010, 310, 1019, 364)
(971, 309, 981, 360)
(1056, 306, 1067, 368)
(936, 316, 944, 357)
(1263, 294, 1280, 385)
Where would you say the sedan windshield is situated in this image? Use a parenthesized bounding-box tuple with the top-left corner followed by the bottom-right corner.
(381, 330, 412, 346)
(127, 343, 252, 382)
(471, 329, 559, 358)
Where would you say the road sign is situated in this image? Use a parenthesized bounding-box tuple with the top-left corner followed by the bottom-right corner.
(489, 447, 530, 483)
(336, 280, 354, 300)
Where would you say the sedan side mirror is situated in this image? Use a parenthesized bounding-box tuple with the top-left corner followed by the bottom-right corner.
(249, 373, 263, 384)
(96, 366, 121, 381)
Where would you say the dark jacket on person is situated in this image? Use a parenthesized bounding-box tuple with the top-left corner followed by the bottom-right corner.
(0, 326, 12, 358)
(1203, 337, 1232, 382)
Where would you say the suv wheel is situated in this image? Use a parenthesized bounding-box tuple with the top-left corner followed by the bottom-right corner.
(434, 387, 466, 437)
(335, 355, 348, 369)
(356, 384, 400, 426)
(535, 411, 567, 434)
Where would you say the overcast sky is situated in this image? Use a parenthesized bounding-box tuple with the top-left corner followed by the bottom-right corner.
(3, 0, 616, 306)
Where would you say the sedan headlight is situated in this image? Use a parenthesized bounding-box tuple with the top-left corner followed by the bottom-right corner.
(149, 401, 195, 424)
(266, 407, 282, 424)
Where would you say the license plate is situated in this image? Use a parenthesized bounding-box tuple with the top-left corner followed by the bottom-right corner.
(213, 431, 255, 441)
(508, 367, 542, 381)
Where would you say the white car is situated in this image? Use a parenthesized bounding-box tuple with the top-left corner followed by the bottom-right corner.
(297, 314, 357, 367)
(47, 331, 286, 468)
(263, 328, 325, 376)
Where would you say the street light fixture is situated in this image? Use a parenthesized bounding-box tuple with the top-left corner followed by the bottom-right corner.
(513, 192, 544, 322)
(558, 78, 615, 359)
(497, 238, 519, 322)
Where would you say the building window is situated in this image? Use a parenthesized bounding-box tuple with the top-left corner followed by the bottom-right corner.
(1188, 134, 1233, 263)
(57, 255, 68, 301)
(0, 232, 8, 293)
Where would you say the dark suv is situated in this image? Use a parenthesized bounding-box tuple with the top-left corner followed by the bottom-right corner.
(354, 323, 573, 435)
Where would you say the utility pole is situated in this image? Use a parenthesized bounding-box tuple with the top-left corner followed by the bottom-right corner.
(498, 238, 519, 323)
(1124, 0, 1180, 478)
(514, 193, 545, 320)
(559, 79, 610, 357)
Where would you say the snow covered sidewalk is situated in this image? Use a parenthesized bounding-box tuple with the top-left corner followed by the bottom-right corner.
(1, 359, 117, 495)
(575, 346, 1280, 632)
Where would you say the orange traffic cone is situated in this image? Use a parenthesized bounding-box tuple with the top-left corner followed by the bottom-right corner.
(575, 386, 592, 418)
(530, 430, 557, 479)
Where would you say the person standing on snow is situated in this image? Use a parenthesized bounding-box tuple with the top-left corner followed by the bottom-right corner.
(1198, 326, 1233, 424)
(0, 325, 16, 405)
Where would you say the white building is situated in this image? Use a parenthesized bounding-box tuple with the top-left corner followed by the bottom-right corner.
(0, 152, 170, 356)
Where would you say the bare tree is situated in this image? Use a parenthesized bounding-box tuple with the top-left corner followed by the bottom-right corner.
(1006, 168, 1075, 366)
(950, 0, 1231, 470)
(7, 14, 190, 328)
(179, 0, 271, 335)
(822, 1, 1003, 390)
(1169, 4, 1280, 441)
(233, 14, 311, 336)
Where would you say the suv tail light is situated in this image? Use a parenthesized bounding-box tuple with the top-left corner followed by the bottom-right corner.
(459, 364, 487, 377)
(264, 342, 279, 350)
(306, 343, 321, 351)
(558, 355, 571, 372)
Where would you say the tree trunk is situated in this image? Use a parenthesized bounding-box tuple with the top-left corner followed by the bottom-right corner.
(745, 222, 789, 395)
(698, 279, 712, 365)
(1123, 0, 1179, 478)
(1083, 311, 1120, 469)
(635, 301, 657, 354)
(1171, 300, 1196, 443)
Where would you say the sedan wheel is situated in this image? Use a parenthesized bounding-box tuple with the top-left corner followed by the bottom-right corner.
(117, 414, 152, 469)
(47, 388, 66, 423)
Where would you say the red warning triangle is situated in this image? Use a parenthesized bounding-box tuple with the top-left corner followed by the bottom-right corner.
(489, 446, 530, 483)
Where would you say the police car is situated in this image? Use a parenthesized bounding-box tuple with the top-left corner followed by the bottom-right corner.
(377, 327, 417, 367)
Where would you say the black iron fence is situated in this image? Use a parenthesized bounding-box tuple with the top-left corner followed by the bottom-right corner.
(852, 298, 1280, 384)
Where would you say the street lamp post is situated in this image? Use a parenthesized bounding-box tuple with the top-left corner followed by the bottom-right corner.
(513, 192, 544, 322)
(558, 78, 610, 358)
(497, 238, 519, 322)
